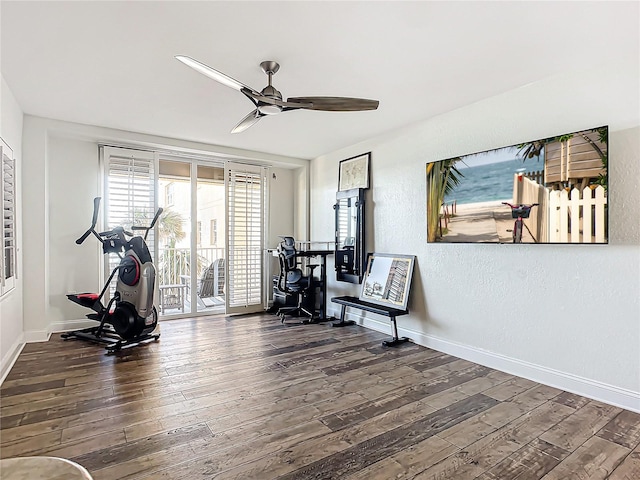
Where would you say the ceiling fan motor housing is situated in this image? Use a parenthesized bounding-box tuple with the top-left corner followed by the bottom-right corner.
(258, 85, 283, 115)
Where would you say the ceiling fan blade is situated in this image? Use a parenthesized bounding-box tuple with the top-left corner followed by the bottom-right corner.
(231, 109, 263, 134)
(176, 55, 261, 97)
(286, 97, 379, 112)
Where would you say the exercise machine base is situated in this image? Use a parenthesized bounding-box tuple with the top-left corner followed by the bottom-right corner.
(61, 326, 160, 354)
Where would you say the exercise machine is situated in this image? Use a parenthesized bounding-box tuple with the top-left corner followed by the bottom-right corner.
(62, 197, 163, 353)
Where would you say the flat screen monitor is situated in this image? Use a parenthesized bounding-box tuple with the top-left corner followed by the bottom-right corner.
(426, 126, 608, 244)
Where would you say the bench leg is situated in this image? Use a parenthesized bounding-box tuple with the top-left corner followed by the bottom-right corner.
(331, 304, 355, 327)
(382, 316, 409, 347)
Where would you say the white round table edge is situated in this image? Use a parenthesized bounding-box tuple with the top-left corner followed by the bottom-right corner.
(0, 456, 93, 479)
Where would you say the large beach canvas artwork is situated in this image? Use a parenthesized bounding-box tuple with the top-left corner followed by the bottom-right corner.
(426, 126, 608, 244)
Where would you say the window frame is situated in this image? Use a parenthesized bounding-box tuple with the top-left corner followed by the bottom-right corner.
(1, 137, 17, 296)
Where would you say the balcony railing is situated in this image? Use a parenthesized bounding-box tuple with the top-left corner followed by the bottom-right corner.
(156, 247, 226, 315)
(157, 246, 225, 287)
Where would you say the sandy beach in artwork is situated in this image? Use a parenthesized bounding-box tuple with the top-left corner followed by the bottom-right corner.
(440, 199, 535, 243)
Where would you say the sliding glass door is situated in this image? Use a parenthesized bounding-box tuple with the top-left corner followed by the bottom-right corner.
(155, 159, 224, 316)
(157, 159, 197, 315)
(103, 147, 266, 318)
(194, 164, 226, 313)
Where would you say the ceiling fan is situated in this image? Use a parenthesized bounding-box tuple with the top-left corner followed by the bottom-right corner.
(175, 56, 380, 134)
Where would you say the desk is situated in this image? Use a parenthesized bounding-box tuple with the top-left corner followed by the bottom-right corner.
(296, 249, 333, 322)
(158, 283, 186, 313)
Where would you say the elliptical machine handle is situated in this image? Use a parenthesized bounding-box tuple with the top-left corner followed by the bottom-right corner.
(76, 197, 102, 244)
(149, 207, 163, 229)
(130, 207, 163, 240)
(91, 197, 101, 226)
(75, 229, 94, 245)
(143, 207, 164, 241)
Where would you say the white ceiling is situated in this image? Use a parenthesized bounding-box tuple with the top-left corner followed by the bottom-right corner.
(1, 1, 637, 160)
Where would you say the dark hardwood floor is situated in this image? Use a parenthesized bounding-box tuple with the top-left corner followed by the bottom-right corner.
(1, 314, 639, 479)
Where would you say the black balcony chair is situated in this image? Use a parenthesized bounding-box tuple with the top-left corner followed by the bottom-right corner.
(276, 236, 317, 323)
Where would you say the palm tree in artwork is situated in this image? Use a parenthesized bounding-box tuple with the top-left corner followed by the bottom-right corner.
(426, 158, 463, 242)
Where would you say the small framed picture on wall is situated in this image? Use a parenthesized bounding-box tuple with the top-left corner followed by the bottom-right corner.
(338, 152, 370, 191)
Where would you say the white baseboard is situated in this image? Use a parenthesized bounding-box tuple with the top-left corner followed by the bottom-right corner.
(50, 319, 96, 333)
(2, 318, 93, 385)
(23, 329, 51, 343)
(339, 309, 640, 414)
(1, 335, 25, 385)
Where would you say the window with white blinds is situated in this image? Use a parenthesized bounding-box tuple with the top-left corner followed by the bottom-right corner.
(1, 138, 16, 296)
(226, 163, 265, 313)
(102, 146, 157, 292)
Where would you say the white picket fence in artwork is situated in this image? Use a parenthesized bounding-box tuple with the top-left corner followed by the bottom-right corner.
(548, 186, 607, 243)
(513, 175, 607, 243)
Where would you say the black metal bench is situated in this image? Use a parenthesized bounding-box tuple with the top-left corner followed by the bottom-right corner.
(331, 295, 410, 347)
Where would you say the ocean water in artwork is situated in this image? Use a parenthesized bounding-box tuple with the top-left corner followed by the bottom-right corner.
(444, 158, 543, 205)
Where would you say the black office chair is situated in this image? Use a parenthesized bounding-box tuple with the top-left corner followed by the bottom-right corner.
(276, 236, 316, 323)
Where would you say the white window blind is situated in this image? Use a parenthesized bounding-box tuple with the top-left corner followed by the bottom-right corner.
(1, 138, 16, 295)
(226, 163, 265, 313)
(102, 146, 157, 291)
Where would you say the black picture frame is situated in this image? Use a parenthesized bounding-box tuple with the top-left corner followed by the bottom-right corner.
(338, 152, 370, 191)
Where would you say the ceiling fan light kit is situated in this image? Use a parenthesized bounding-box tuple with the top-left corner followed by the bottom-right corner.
(176, 55, 379, 133)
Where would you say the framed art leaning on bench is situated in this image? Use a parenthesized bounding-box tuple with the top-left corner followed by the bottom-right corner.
(331, 253, 416, 346)
(359, 253, 415, 310)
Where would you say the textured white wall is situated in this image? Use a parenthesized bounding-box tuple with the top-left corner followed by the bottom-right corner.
(311, 66, 640, 409)
(268, 167, 296, 248)
(267, 167, 297, 296)
(0, 76, 24, 378)
(47, 136, 102, 325)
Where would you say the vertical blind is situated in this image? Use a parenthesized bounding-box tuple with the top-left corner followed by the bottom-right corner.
(226, 164, 265, 310)
(1, 138, 16, 295)
(102, 146, 157, 293)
